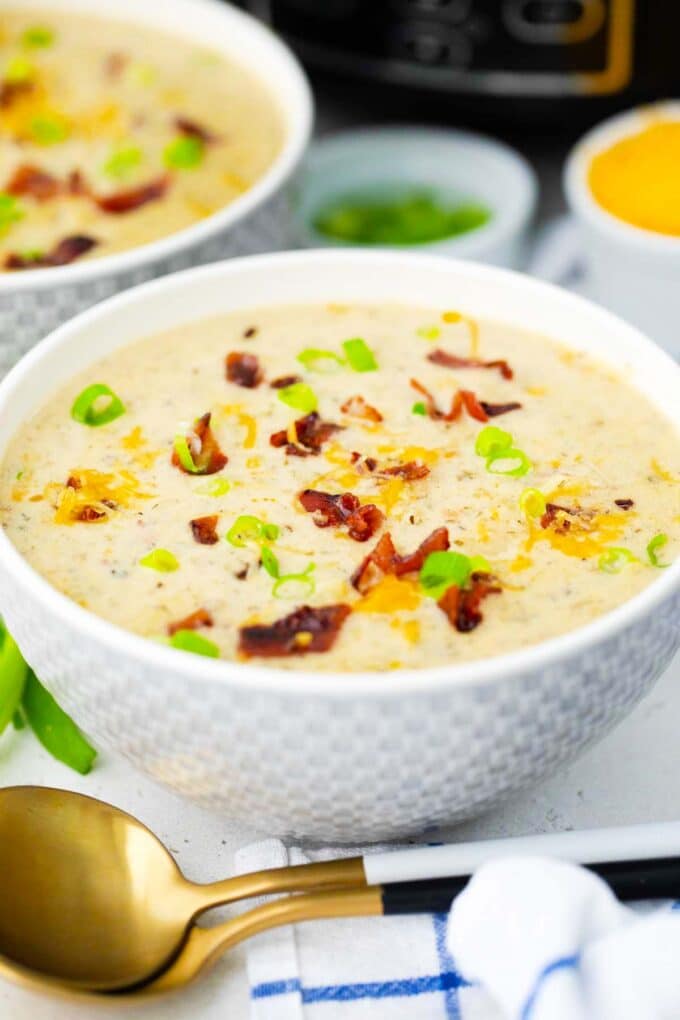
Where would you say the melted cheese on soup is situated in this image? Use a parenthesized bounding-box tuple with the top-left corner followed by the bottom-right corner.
(1, 304, 678, 672)
(0, 11, 283, 269)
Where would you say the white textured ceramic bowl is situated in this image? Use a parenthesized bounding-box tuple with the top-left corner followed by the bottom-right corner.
(0, 0, 313, 375)
(290, 126, 537, 269)
(0, 251, 678, 843)
(565, 101, 680, 360)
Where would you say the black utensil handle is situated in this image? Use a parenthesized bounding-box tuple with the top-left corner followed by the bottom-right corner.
(381, 857, 680, 915)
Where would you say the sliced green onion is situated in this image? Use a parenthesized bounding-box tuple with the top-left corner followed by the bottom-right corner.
(126, 63, 157, 87)
(297, 348, 345, 373)
(273, 563, 316, 600)
(486, 448, 532, 478)
(475, 426, 513, 458)
(4, 55, 35, 83)
(140, 548, 179, 573)
(412, 402, 427, 416)
(420, 551, 472, 600)
(170, 630, 219, 658)
(226, 515, 279, 548)
(647, 533, 669, 568)
(598, 547, 637, 574)
(260, 546, 280, 579)
(163, 135, 204, 169)
(71, 383, 125, 427)
(469, 555, 492, 575)
(416, 325, 441, 341)
(519, 487, 546, 519)
(102, 144, 143, 179)
(13, 708, 25, 730)
(30, 113, 69, 145)
(22, 25, 55, 48)
(22, 669, 97, 775)
(0, 626, 28, 737)
(0, 193, 24, 237)
(342, 338, 378, 373)
(277, 382, 318, 414)
(173, 433, 200, 474)
(195, 477, 231, 497)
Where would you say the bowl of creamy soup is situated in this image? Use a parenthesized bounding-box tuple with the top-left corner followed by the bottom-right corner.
(0, 0, 312, 372)
(0, 250, 677, 841)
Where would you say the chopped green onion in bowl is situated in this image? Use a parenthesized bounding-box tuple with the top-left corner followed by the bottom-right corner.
(139, 548, 179, 573)
(4, 55, 35, 83)
(226, 515, 279, 548)
(475, 426, 531, 478)
(30, 113, 70, 145)
(260, 546, 280, 578)
(273, 563, 316, 600)
(71, 384, 126, 427)
(277, 382, 317, 414)
(195, 477, 231, 497)
(0, 193, 24, 237)
(475, 426, 513, 459)
(103, 144, 143, 179)
(416, 325, 441, 341)
(22, 25, 55, 48)
(412, 402, 427, 416)
(420, 551, 475, 600)
(519, 487, 546, 519)
(647, 533, 669, 568)
(170, 630, 219, 658)
(313, 189, 492, 246)
(297, 348, 344, 373)
(164, 135, 204, 170)
(598, 547, 637, 574)
(342, 338, 378, 373)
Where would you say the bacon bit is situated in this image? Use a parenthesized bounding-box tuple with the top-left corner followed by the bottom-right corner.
(270, 375, 301, 389)
(351, 527, 450, 593)
(298, 489, 384, 542)
(6, 164, 61, 202)
(410, 380, 489, 423)
(190, 514, 219, 545)
(615, 499, 634, 510)
(66, 475, 81, 490)
(172, 412, 228, 475)
(270, 412, 343, 456)
(480, 401, 523, 417)
(340, 395, 383, 422)
(243, 326, 258, 339)
(76, 505, 107, 522)
(0, 79, 33, 108)
(540, 502, 578, 531)
(226, 351, 262, 389)
(379, 461, 430, 481)
(5, 235, 98, 270)
(167, 607, 214, 636)
(239, 604, 351, 658)
(174, 115, 218, 143)
(428, 348, 514, 380)
(437, 572, 502, 633)
(104, 52, 129, 78)
(94, 175, 169, 214)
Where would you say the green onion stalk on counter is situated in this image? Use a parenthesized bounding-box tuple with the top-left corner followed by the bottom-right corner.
(313, 189, 492, 247)
(0, 620, 96, 774)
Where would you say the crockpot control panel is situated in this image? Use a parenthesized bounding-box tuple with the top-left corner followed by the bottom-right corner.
(245, 0, 635, 96)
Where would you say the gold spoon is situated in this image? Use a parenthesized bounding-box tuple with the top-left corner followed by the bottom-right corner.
(2, 786, 679, 1001)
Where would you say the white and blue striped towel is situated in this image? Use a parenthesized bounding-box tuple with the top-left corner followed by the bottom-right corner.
(236, 840, 680, 1020)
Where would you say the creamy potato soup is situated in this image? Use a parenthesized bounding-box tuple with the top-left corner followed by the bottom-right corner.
(0, 11, 283, 269)
(1, 304, 678, 672)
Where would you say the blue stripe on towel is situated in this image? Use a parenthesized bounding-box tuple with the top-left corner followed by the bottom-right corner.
(252, 971, 468, 1003)
(520, 953, 580, 1020)
(433, 913, 463, 1019)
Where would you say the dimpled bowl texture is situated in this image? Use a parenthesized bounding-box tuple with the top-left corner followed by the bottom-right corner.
(0, 251, 678, 843)
(0, 0, 312, 377)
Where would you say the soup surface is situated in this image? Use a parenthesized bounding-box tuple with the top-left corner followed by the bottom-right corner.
(0, 10, 283, 269)
(1, 304, 678, 672)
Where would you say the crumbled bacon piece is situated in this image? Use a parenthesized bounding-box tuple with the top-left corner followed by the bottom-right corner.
(174, 115, 218, 143)
(76, 505, 106, 522)
(380, 461, 430, 480)
(410, 380, 490, 423)
(0, 79, 33, 107)
(270, 412, 342, 456)
(226, 351, 262, 389)
(428, 348, 514, 380)
(94, 175, 169, 214)
(479, 401, 522, 417)
(172, 412, 228, 476)
(239, 604, 351, 658)
(270, 375, 301, 389)
(167, 607, 214, 636)
(615, 499, 634, 510)
(540, 503, 578, 531)
(190, 514, 219, 545)
(5, 235, 98, 270)
(340, 395, 383, 422)
(104, 52, 128, 78)
(437, 573, 502, 633)
(298, 489, 384, 543)
(351, 527, 450, 593)
(6, 164, 61, 202)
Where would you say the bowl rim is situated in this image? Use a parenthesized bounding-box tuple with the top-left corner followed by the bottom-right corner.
(291, 123, 538, 258)
(564, 100, 680, 253)
(0, 0, 314, 292)
(0, 249, 678, 699)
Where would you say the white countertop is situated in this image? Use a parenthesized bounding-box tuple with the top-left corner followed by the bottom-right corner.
(1, 650, 678, 1018)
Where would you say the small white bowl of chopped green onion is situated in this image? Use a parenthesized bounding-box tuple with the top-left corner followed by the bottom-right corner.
(290, 126, 537, 268)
